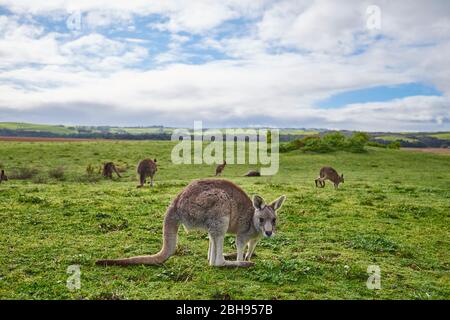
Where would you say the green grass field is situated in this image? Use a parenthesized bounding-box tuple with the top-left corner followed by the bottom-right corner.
(375, 135, 418, 143)
(0, 140, 449, 299)
(430, 133, 450, 140)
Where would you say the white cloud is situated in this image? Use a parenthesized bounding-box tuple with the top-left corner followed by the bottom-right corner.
(0, 15, 66, 67)
(320, 96, 449, 131)
(60, 33, 148, 70)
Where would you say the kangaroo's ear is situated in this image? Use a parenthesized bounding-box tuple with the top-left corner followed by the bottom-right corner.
(154, 158, 157, 162)
(341, 174, 344, 178)
(252, 195, 265, 210)
(270, 195, 286, 211)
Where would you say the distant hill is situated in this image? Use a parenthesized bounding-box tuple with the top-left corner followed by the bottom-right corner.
(0, 122, 449, 147)
(0, 122, 77, 135)
(368, 132, 450, 148)
(0, 122, 173, 140)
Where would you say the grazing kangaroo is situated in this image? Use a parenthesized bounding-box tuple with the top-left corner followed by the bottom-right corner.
(102, 162, 121, 179)
(244, 170, 261, 177)
(215, 161, 226, 176)
(137, 159, 157, 187)
(315, 166, 344, 189)
(0, 170, 7, 183)
(96, 179, 286, 267)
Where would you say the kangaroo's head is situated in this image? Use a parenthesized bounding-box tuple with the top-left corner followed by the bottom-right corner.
(223, 160, 227, 165)
(340, 173, 344, 183)
(1, 170, 7, 181)
(252, 195, 286, 238)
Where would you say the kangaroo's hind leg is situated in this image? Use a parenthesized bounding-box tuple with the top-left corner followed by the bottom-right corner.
(137, 173, 145, 188)
(208, 235, 216, 266)
(149, 175, 154, 187)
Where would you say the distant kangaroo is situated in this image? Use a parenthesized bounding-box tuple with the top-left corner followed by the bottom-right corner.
(244, 170, 261, 177)
(96, 179, 286, 267)
(102, 162, 121, 179)
(215, 161, 226, 176)
(0, 170, 7, 183)
(315, 166, 344, 189)
(137, 159, 157, 187)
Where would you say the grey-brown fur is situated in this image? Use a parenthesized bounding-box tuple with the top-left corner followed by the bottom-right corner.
(315, 166, 344, 189)
(96, 179, 286, 268)
(244, 170, 261, 177)
(137, 158, 157, 187)
(0, 170, 7, 183)
(102, 162, 121, 179)
(215, 161, 226, 176)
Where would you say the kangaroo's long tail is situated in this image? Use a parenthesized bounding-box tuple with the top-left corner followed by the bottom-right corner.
(96, 205, 179, 266)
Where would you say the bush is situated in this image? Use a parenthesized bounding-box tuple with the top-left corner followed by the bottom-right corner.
(280, 132, 369, 154)
(279, 138, 305, 153)
(367, 141, 386, 148)
(387, 141, 401, 149)
(322, 132, 346, 148)
(303, 136, 332, 153)
(350, 132, 370, 144)
(345, 132, 369, 153)
(49, 166, 65, 180)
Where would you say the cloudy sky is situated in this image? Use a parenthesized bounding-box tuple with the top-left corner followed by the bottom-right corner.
(0, 0, 449, 131)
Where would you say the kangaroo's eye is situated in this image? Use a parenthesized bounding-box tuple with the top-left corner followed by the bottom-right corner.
(259, 218, 264, 224)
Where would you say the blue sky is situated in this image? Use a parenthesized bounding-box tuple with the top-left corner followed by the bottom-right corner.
(0, 0, 449, 131)
(318, 83, 442, 109)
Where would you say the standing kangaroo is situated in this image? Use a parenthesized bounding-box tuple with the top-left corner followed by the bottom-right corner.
(215, 161, 226, 176)
(0, 170, 7, 183)
(102, 162, 121, 179)
(315, 167, 344, 189)
(96, 179, 286, 267)
(137, 159, 157, 187)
